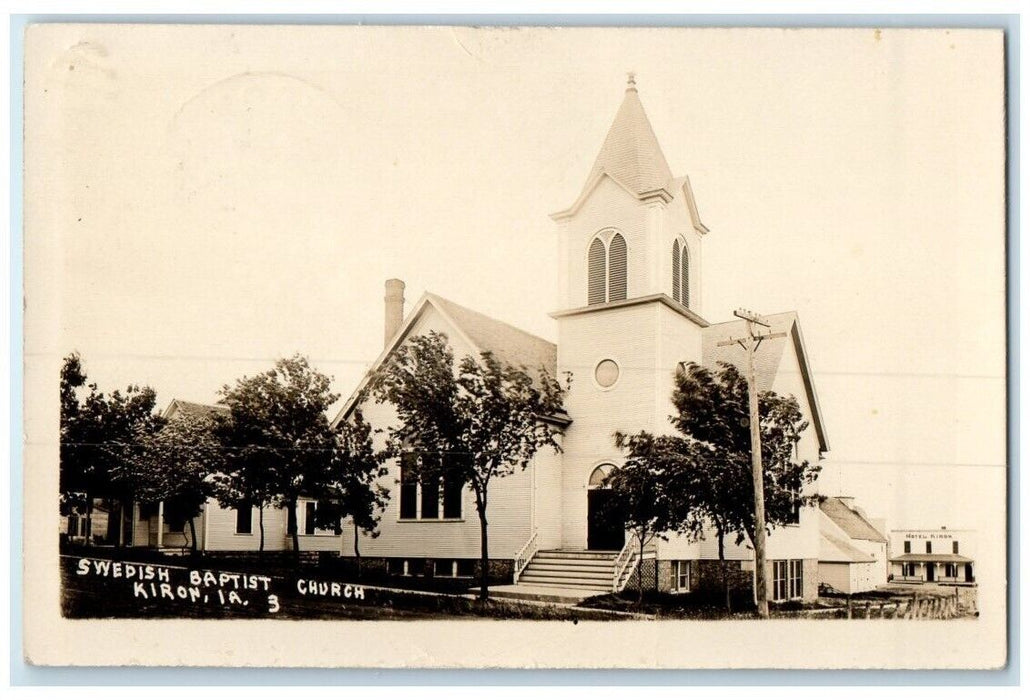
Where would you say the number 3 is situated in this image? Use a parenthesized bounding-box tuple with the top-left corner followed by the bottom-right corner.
(267, 594, 280, 613)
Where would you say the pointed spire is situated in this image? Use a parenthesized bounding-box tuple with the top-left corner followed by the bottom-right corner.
(584, 75, 673, 197)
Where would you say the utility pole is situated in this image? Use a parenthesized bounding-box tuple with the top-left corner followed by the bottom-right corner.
(717, 308, 786, 618)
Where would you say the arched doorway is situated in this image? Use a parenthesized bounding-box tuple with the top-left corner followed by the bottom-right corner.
(587, 464, 625, 551)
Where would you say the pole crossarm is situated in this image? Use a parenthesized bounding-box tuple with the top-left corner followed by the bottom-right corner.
(716, 331, 786, 348)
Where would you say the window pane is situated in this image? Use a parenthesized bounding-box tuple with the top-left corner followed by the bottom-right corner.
(400, 464, 417, 519)
(608, 234, 627, 301)
(235, 504, 252, 534)
(304, 502, 316, 536)
(443, 477, 462, 519)
(421, 477, 440, 519)
(926, 541, 932, 554)
(904, 540, 911, 553)
(588, 238, 606, 305)
(953, 541, 959, 554)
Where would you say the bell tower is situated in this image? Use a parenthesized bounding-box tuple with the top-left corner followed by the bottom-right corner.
(551, 74, 709, 316)
(550, 76, 712, 549)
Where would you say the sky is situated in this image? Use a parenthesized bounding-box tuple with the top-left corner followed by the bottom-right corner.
(26, 25, 1006, 537)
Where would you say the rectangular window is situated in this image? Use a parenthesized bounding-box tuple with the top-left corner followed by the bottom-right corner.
(139, 502, 157, 521)
(945, 563, 958, 578)
(670, 561, 691, 592)
(902, 563, 916, 577)
(953, 541, 959, 554)
(789, 560, 804, 600)
(235, 504, 253, 535)
(772, 560, 788, 602)
(903, 540, 911, 554)
(443, 476, 462, 519)
(420, 477, 440, 519)
(456, 559, 475, 578)
(304, 501, 317, 535)
(926, 541, 932, 554)
(399, 462, 418, 519)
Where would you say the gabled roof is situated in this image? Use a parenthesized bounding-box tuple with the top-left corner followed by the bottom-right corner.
(820, 498, 887, 543)
(162, 399, 229, 422)
(332, 292, 563, 428)
(702, 312, 829, 453)
(819, 528, 876, 564)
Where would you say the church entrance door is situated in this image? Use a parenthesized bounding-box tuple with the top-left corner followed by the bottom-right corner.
(587, 489, 625, 551)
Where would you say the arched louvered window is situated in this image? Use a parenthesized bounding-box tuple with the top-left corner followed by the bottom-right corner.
(608, 234, 627, 301)
(681, 242, 690, 308)
(672, 240, 681, 303)
(586, 231, 628, 305)
(588, 238, 607, 305)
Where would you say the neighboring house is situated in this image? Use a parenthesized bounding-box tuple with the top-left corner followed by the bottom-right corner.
(889, 528, 976, 585)
(817, 497, 889, 594)
(132, 399, 341, 554)
(330, 77, 831, 602)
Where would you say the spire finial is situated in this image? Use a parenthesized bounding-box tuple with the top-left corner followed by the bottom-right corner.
(626, 72, 637, 92)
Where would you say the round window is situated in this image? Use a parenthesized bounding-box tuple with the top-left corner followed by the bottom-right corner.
(594, 359, 620, 388)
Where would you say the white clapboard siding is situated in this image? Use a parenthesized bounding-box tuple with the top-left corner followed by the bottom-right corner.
(562, 177, 649, 308)
(338, 302, 539, 560)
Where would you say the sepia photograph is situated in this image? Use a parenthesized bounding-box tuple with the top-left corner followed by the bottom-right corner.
(21, 23, 1007, 668)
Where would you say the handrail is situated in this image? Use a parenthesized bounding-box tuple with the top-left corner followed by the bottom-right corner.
(513, 530, 539, 584)
(612, 538, 637, 592)
(612, 537, 659, 592)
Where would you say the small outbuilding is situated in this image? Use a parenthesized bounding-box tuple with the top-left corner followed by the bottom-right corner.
(817, 497, 888, 594)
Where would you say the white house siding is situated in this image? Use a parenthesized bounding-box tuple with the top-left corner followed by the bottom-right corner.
(339, 304, 537, 561)
(532, 441, 565, 550)
(557, 303, 664, 549)
(203, 500, 290, 551)
(560, 176, 651, 309)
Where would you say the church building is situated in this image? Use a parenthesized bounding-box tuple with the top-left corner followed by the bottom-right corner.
(331, 76, 830, 602)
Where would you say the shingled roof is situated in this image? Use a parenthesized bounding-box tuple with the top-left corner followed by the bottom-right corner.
(701, 312, 829, 452)
(584, 77, 674, 197)
(427, 293, 557, 378)
(820, 497, 887, 543)
(162, 399, 229, 421)
(820, 528, 876, 564)
(333, 291, 565, 428)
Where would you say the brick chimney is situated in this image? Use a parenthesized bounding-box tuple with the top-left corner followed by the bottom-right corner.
(384, 279, 405, 347)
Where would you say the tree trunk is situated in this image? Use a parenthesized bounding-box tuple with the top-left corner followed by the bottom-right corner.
(353, 522, 362, 579)
(258, 505, 265, 552)
(717, 522, 731, 613)
(476, 494, 490, 602)
(286, 499, 300, 562)
(85, 494, 93, 545)
(188, 516, 198, 555)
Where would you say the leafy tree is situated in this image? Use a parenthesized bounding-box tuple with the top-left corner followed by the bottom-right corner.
(129, 409, 223, 553)
(670, 361, 822, 608)
(369, 331, 569, 600)
(59, 353, 163, 544)
(609, 432, 706, 603)
(311, 409, 389, 577)
(214, 355, 340, 556)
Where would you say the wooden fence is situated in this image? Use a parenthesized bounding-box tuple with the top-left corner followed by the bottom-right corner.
(798, 590, 967, 620)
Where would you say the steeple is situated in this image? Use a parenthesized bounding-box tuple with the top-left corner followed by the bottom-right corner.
(582, 74, 674, 198)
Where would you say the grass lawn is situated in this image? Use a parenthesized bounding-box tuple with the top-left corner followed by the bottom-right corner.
(60, 555, 624, 621)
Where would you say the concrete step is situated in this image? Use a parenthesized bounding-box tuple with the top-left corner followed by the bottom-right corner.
(518, 575, 612, 590)
(524, 563, 614, 576)
(537, 549, 619, 560)
(483, 584, 603, 604)
(521, 567, 613, 581)
(514, 578, 612, 592)
(527, 560, 615, 571)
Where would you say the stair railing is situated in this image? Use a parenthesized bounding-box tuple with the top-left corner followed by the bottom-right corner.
(513, 530, 539, 584)
(613, 537, 659, 592)
(612, 538, 637, 592)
